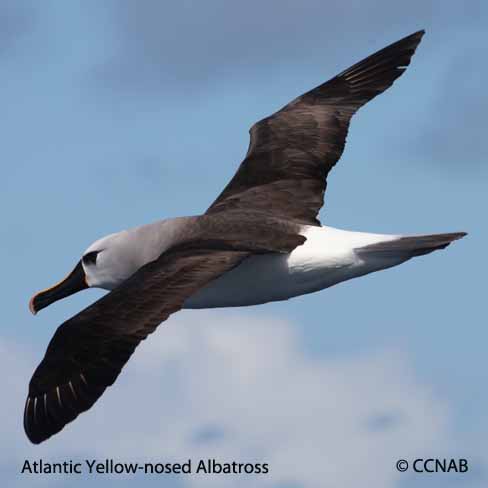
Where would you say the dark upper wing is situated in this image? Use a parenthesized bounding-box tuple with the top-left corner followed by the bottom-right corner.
(24, 246, 249, 444)
(207, 30, 424, 226)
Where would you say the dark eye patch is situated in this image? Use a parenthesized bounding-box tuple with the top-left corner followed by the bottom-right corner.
(82, 251, 100, 266)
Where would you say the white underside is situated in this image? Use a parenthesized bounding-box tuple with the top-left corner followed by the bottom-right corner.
(183, 225, 404, 309)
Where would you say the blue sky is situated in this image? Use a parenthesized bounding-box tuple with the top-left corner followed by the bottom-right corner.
(1, 1, 486, 487)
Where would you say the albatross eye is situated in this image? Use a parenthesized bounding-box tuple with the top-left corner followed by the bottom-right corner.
(82, 251, 100, 266)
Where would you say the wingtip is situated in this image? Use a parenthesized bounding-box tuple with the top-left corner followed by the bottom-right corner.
(405, 29, 425, 40)
(392, 29, 425, 50)
(400, 29, 425, 48)
(413, 29, 425, 43)
(23, 396, 44, 444)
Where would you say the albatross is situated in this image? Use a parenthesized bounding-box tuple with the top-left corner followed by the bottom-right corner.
(25, 30, 466, 444)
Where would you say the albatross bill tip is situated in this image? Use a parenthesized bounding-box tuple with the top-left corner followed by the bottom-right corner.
(28, 295, 38, 315)
(28, 260, 88, 315)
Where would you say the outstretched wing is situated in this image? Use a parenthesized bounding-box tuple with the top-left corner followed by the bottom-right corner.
(24, 246, 249, 444)
(207, 30, 424, 225)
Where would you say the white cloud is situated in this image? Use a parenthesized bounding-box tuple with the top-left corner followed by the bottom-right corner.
(3, 311, 454, 487)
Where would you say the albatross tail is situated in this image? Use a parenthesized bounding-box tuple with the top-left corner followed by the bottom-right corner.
(355, 232, 467, 259)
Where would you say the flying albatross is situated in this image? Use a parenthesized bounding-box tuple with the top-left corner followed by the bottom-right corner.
(25, 30, 466, 444)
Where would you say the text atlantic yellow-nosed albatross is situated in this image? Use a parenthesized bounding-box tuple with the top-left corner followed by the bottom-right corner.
(25, 30, 466, 444)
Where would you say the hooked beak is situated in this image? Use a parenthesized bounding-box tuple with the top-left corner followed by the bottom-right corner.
(29, 260, 88, 315)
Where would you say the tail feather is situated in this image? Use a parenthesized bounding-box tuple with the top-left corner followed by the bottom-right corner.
(356, 232, 467, 258)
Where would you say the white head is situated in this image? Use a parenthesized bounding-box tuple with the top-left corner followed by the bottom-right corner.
(28, 218, 183, 314)
(81, 232, 143, 289)
(29, 230, 144, 314)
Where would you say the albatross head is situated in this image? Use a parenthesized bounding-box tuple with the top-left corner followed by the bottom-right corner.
(29, 231, 142, 314)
